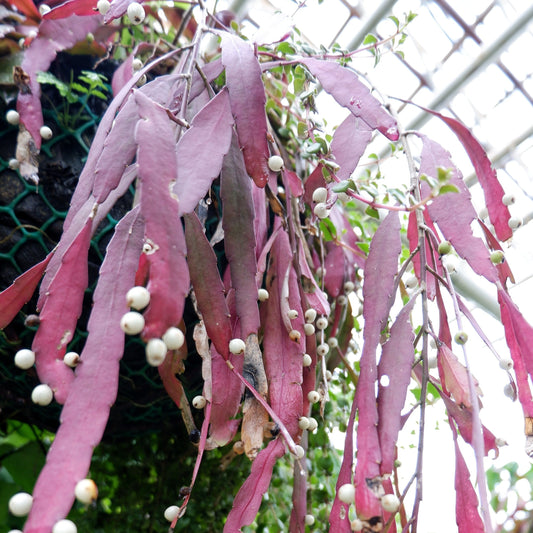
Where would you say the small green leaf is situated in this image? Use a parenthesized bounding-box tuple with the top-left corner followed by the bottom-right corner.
(365, 206, 379, 219)
(438, 184, 459, 195)
(389, 15, 400, 28)
(363, 34, 377, 45)
(332, 180, 350, 193)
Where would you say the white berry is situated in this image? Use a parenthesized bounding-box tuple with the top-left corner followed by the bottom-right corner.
(8, 492, 33, 516)
(132, 58, 143, 71)
(120, 311, 145, 335)
(126, 286, 150, 310)
(39, 4, 51, 14)
(312, 187, 328, 203)
(307, 390, 320, 403)
(317, 343, 329, 357)
(257, 288, 269, 301)
(162, 327, 185, 350)
(127, 2, 145, 24)
(8, 158, 19, 169)
(298, 417, 310, 430)
(164, 505, 180, 522)
(136, 74, 147, 87)
(289, 329, 301, 342)
(499, 357, 513, 371)
(287, 309, 298, 320)
(40, 126, 53, 140)
(381, 493, 400, 513)
(229, 338, 245, 354)
(304, 308, 317, 323)
(307, 417, 318, 431)
(316, 317, 328, 330)
(267, 155, 284, 172)
(14, 348, 35, 369)
(313, 202, 329, 219)
(146, 338, 167, 366)
(31, 384, 53, 405)
(96, 0, 110, 14)
(292, 445, 305, 459)
(337, 294, 347, 306)
(52, 520, 77, 533)
(302, 353, 312, 367)
(63, 351, 80, 368)
(6, 110, 20, 125)
(192, 395, 206, 409)
(454, 331, 468, 345)
(327, 337, 338, 348)
(344, 281, 355, 293)
(490, 250, 505, 264)
(304, 514, 315, 526)
(338, 483, 355, 504)
(503, 383, 515, 399)
(405, 275, 418, 289)
(502, 193, 515, 206)
(304, 323, 315, 336)
(508, 216, 522, 229)
(74, 479, 98, 504)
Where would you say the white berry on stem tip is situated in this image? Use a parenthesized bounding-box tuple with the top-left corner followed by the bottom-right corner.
(162, 327, 185, 350)
(267, 155, 284, 172)
(304, 514, 315, 526)
(96, 0, 110, 14)
(287, 309, 298, 320)
(298, 417, 310, 430)
(303, 323, 315, 336)
(316, 343, 329, 357)
(229, 338, 245, 354)
(126, 2, 145, 24)
(14, 348, 35, 369)
(304, 308, 317, 323)
(40, 125, 53, 140)
(6, 110, 20, 125)
(313, 202, 329, 219)
(164, 505, 180, 522)
(312, 187, 328, 203)
(292, 445, 305, 459)
(126, 286, 150, 310)
(63, 351, 80, 368)
(337, 483, 355, 504)
(52, 519, 77, 533)
(302, 353, 312, 367)
(31, 384, 53, 405)
(146, 338, 167, 366)
(74, 479, 98, 504)
(307, 390, 320, 403)
(8, 492, 33, 516)
(192, 395, 207, 409)
(381, 493, 400, 513)
(315, 317, 328, 330)
(257, 288, 269, 301)
(120, 311, 145, 335)
(490, 250, 505, 264)
(454, 331, 468, 345)
(307, 417, 318, 431)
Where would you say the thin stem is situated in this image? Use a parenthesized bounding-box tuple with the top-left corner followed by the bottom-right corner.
(401, 131, 429, 533)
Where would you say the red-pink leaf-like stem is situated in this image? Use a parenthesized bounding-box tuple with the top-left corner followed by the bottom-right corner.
(220, 32, 271, 188)
(356, 211, 401, 520)
(221, 136, 261, 337)
(32, 219, 92, 404)
(23, 207, 144, 533)
(175, 88, 234, 214)
(0, 252, 52, 329)
(377, 297, 416, 474)
(299, 57, 399, 140)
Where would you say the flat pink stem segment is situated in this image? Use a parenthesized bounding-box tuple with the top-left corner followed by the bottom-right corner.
(221, 136, 261, 337)
(299, 57, 399, 140)
(356, 211, 401, 520)
(134, 91, 188, 339)
(44, 0, 98, 19)
(330, 114, 373, 181)
(417, 133, 498, 284)
(17, 15, 102, 149)
(414, 105, 511, 241)
(23, 207, 144, 533)
(220, 32, 271, 188)
(451, 422, 485, 533)
(183, 213, 232, 359)
(32, 219, 93, 404)
(0, 252, 52, 329)
(377, 297, 416, 474)
(174, 88, 234, 214)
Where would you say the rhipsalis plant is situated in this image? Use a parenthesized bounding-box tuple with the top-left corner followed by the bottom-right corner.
(1, 1, 532, 532)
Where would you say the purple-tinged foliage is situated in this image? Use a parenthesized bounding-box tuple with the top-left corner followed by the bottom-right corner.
(377, 296, 416, 474)
(175, 89, 234, 214)
(330, 114, 373, 181)
(43, 0, 98, 19)
(17, 15, 102, 151)
(221, 135, 261, 337)
(452, 423, 485, 533)
(300, 58, 399, 140)
(417, 134, 499, 284)
(419, 106, 512, 242)
(220, 32, 271, 188)
(355, 211, 401, 520)
(24, 208, 144, 533)
(0, 253, 52, 329)
(135, 90, 188, 339)
(32, 219, 92, 404)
